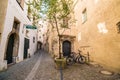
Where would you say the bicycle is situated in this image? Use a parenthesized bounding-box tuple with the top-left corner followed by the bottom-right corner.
(66, 50, 86, 65)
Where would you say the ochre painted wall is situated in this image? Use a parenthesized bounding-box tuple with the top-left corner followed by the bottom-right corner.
(74, 0, 120, 73)
(47, 0, 120, 73)
(0, 0, 8, 43)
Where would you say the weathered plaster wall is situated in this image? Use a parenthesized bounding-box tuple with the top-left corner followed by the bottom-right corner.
(0, 0, 8, 43)
(0, 0, 37, 71)
(0, 0, 8, 70)
(26, 29, 37, 56)
(74, 0, 120, 73)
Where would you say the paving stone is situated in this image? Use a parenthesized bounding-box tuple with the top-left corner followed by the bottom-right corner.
(0, 51, 40, 80)
(0, 50, 120, 80)
(100, 70, 113, 75)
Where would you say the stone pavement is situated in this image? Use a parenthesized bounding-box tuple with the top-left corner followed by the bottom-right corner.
(0, 50, 120, 80)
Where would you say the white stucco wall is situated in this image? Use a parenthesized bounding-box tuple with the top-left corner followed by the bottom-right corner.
(26, 29, 37, 56)
(0, 0, 37, 70)
(37, 26, 44, 43)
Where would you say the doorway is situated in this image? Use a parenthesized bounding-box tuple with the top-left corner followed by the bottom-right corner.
(62, 40, 71, 57)
(37, 41, 42, 50)
(6, 34, 15, 64)
(24, 38, 29, 59)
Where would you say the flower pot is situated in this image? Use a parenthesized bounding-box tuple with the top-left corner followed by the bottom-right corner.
(54, 58, 66, 69)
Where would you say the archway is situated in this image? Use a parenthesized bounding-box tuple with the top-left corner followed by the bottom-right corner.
(5, 33, 19, 64)
(62, 40, 71, 57)
(37, 41, 42, 50)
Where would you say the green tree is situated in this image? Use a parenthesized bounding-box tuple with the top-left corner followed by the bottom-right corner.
(27, 0, 74, 58)
(26, 0, 41, 26)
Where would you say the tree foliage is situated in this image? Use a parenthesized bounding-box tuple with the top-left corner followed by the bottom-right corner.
(26, 0, 73, 29)
(26, 0, 41, 26)
(26, 0, 74, 58)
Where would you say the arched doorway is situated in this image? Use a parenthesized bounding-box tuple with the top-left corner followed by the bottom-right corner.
(37, 41, 42, 50)
(5, 33, 19, 64)
(62, 40, 71, 57)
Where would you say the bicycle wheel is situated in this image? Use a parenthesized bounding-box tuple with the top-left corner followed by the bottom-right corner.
(78, 56, 86, 64)
(66, 57, 74, 65)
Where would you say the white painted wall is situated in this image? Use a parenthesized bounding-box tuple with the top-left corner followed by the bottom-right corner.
(26, 29, 37, 56)
(0, 0, 37, 70)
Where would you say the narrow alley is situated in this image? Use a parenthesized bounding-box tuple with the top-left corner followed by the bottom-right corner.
(0, 0, 120, 80)
(0, 50, 119, 80)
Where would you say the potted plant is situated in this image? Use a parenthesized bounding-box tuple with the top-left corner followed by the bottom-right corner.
(54, 55, 66, 69)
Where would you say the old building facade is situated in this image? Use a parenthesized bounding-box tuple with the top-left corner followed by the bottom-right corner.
(47, 17, 77, 57)
(37, 20, 48, 50)
(0, 0, 37, 71)
(73, 0, 120, 73)
(47, 0, 120, 73)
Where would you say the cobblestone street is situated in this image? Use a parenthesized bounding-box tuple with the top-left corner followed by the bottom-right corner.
(0, 50, 120, 80)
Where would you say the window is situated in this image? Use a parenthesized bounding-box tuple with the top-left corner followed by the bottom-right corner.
(116, 21, 120, 33)
(33, 37, 35, 43)
(82, 8, 87, 23)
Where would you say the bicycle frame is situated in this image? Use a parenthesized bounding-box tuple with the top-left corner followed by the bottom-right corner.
(66, 50, 86, 65)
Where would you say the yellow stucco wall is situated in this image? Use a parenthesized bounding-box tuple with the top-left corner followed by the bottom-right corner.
(0, 0, 8, 43)
(74, 0, 120, 73)
(47, 0, 120, 73)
